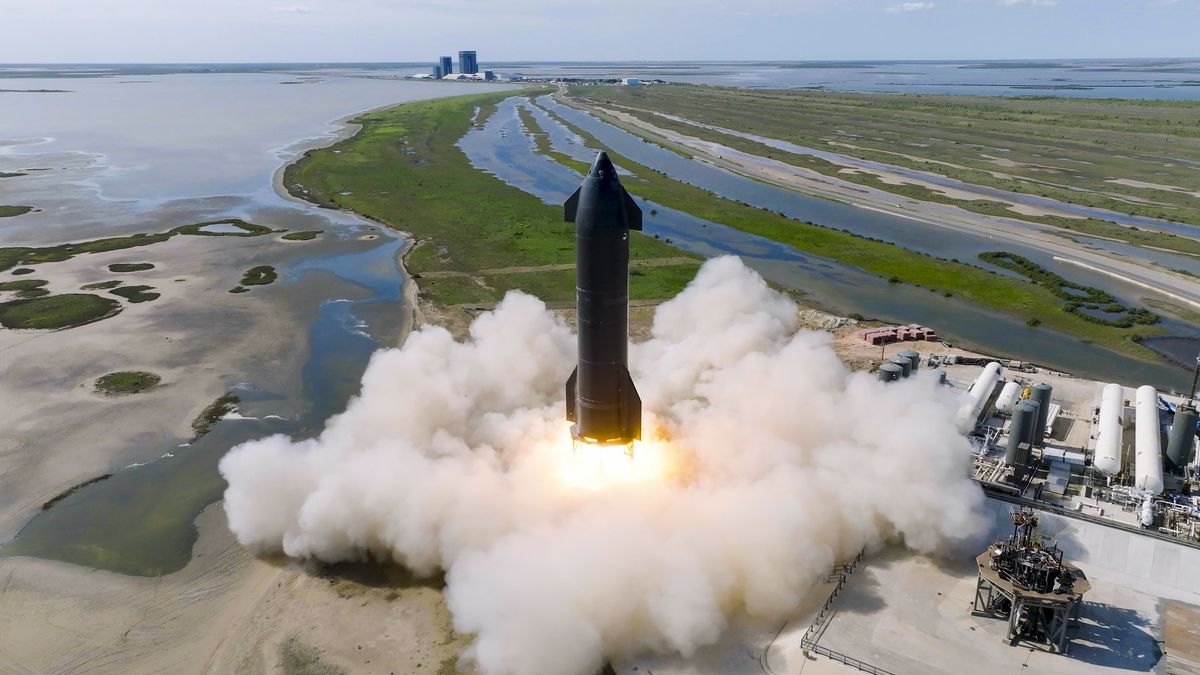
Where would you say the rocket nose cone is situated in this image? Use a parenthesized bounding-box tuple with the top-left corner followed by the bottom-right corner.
(589, 152, 617, 180)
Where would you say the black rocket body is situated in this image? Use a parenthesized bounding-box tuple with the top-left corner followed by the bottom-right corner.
(565, 152, 643, 446)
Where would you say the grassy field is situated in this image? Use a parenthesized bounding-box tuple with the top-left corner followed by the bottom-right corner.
(0, 205, 34, 218)
(0, 219, 274, 273)
(0, 279, 50, 299)
(0, 293, 121, 329)
(239, 265, 277, 286)
(108, 262, 155, 273)
(569, 84, 1200, 235)
(95, 371, 161, 396)
(110, 285, 160, 303)
(283, 91, 700, 307)
(530, 95, 1164, 356)
(281, 230, 322, 241)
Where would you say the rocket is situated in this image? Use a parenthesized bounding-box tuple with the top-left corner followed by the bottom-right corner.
(564, 152, 642, 446)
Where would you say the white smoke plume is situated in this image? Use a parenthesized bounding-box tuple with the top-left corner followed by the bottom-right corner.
(220, 256, 986, 675)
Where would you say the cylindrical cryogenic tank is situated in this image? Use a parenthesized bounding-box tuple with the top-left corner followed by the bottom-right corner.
(898, 349, 921, 373)
(879, 363, 903, 383)
(955, 361, 1002, 433)
(1166, 404, 1198, 474)
(1007, 400, 1039, 467)
(889, 356, 912, 378)
(996, 381, 1023, 414)
(1135, 385, 1164, 493)
(1093, 383, 1124, 476)
(1030, 383, 1053, 447)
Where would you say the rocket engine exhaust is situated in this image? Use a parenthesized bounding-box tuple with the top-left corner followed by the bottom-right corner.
(564, 152, 642, 448)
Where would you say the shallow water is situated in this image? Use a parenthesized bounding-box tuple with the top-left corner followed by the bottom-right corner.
(0, 74, 511, 574)
(461, 96, 1188, 391)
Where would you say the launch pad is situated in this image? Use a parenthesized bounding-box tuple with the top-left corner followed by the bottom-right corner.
(972, 509, 1090, 653)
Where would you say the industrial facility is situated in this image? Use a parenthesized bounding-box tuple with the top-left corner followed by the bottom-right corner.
(932, 350, 1200, 542)
(421, 50, 495, 81)
(973, 508, 1090, 653)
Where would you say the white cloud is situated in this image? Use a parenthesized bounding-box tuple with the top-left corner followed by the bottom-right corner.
(272, 5, 316, 13)
(886, 1, 935, 11)
(1000, 0, 1058, 6)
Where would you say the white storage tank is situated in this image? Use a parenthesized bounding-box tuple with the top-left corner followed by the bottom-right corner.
(995, 381, 1023, 414)
(956, 362, 1002, 433)
(1094, 383, 1123, 476)
(1135, 385, 1164, 493)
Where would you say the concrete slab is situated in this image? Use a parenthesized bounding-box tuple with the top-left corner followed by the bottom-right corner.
(818, 550, 1163, 674)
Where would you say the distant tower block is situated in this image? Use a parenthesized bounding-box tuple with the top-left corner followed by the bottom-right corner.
(440, 56, 454, 76)
(458, 51, 479, 75)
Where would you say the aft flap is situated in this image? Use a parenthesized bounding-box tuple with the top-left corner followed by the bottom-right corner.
(565, 188, 581, 223)
(622, 188, 643, 231)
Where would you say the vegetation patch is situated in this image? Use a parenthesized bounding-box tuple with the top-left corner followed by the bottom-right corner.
(239, 265, 277, 286)
(282, 230, 323, 241)
(229, 286, 250, 294)
(83, 280, 122, 290)
(536, 98, 1164, 356)
(11, 267, 35, 275)
(40, 474, 114, 511)
(0, 172, 28, 179)
(0, 279, 50, 299)
(283, 91, 697, 308)
(979, 251, 1159, 328)
(191, 393, 240, 438)
(0, 293, 121, 329)
(572, 84, 1200, 229)
(0, 219, 271, 272)
(174, 219, 273, 237)
(110, 285, 160, 303)
(95, 370, 161, 396)
(108, 262, 155, 273)
(0, 205, 34, 218)
(279, 636, 346, 675)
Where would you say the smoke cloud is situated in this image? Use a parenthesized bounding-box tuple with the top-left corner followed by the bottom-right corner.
(220, 256, 985, 675)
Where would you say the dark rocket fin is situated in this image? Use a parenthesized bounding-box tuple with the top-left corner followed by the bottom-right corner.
(622, 188, 642, 231)
(619, 366, 642, 441)
(565, 366, 578, 423)
(565, 187, 581, 223)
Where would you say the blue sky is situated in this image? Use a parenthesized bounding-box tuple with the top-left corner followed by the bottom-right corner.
(0, 0, 1196, 62)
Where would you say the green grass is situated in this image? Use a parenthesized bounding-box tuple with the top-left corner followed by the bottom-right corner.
(284, 91, 698, 307)
(108, 262, 155, 272)
(534, 97, 1163, 356)
(0, 205, 34, 218)
(0, 293, 121, 329)
(0, 172, 28, 178)
(571, 84, 1200, 229)
(173, 219, 274, 237)
(191, 393, 239, 438)
(0, 219, 270, 273)
(10, 268, 35, 275)
(239, 265, 277, 286)
(281, 230, 323, 241)
(82, 280, 122, 290)
(95, 371, 161, 396)
(0, 279, 50, 299)
(110, 285, 160, 303)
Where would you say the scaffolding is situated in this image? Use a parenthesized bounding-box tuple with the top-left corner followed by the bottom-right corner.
(972, 508, 1090, 653)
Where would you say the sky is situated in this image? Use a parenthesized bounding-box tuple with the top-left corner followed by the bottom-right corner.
(0, 0, 1196, 63)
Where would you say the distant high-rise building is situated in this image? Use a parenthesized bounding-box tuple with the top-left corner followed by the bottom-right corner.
(458, 50, 479, 75)
(484, 70, 496, 81)
(439, 56, 454, 76)
(432, 64, 444, 79)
